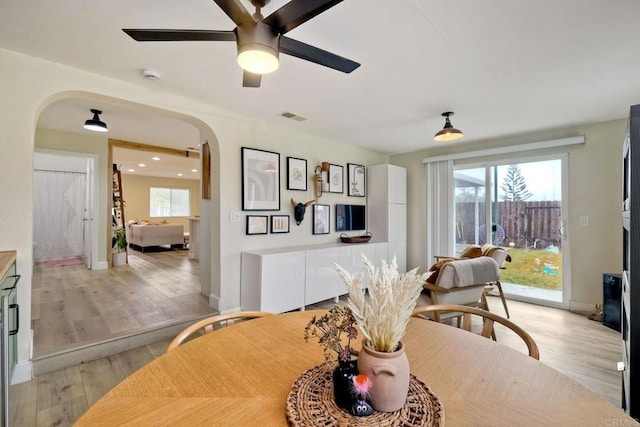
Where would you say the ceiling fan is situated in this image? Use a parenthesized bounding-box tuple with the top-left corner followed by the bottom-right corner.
(123, 0, 360, 88)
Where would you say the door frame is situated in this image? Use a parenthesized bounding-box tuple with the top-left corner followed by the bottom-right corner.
(34, 149, 100, 270)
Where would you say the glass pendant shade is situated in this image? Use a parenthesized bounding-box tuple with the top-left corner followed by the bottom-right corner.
(237, 44, 279, 74)
(236, 22, 279, 75)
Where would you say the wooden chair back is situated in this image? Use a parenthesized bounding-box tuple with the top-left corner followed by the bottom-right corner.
(412, 304, 539, 360)
(167, 311, 272, 352)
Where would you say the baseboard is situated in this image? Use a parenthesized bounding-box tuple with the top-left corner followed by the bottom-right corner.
(93, 261, 109, 270)
(11, 361, 33, 385)
(569, 300, 597, 315)
(32, 312, 217, 376)
(209, 294, 220, 311)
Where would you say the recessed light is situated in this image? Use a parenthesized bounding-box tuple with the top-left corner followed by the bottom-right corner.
(152, 156, 160, 161)
(138, 163, 146, 167)
(128, 169, 135, 173)
(177, 173, 183, 177)
(192, 169, 198, 173)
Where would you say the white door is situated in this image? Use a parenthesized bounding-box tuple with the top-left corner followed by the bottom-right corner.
(83, 158, 94, 269)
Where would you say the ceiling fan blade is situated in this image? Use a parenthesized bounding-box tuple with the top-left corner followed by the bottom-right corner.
(123, 29, 236, 42)
(213, 0, 255, 26)
(263, 0, 344, 34)
(243, 71, 262, 88)
(280, 36, 360, 73)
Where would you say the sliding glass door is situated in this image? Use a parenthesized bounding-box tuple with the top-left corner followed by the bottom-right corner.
(454, 156, 568, 307)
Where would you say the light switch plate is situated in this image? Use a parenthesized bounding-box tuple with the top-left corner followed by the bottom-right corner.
(579, 216, 589, 226)
(230, 211, 241, 223)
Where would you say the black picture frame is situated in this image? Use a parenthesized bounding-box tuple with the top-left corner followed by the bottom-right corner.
(347, 163, 366, 197)
(241, 147, 280, 211)
(270, 215, 290, 234)
(328, 164, 343, 193)
(313, 204, 330, 235)
(246, 215, 269, 235)
(286, 157, 307, 191)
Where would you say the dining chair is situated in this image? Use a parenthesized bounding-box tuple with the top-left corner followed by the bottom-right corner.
(412, 304, 539, 359)
(166, 311, 273, 352)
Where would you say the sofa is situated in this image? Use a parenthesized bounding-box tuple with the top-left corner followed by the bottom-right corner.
(128, 223, 185, 252)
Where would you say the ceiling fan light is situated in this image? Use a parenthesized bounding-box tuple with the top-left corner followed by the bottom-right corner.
(237, 44, 279, 74)
(433, 112, 463, 142)
(83, 109, 108, 133)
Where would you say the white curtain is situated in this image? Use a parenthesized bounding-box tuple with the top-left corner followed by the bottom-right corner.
(33, 170, 86, 261)
(424, 160, 454, 264)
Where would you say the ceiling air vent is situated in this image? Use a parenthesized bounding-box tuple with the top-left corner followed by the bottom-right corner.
(280, 111, 307, 122)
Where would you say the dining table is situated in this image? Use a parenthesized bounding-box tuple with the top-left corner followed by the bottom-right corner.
(75, 310, 634, 426)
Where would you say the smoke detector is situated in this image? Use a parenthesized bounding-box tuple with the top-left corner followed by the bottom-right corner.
(141, 69, 161, 81)
(279, 111, 307, 122)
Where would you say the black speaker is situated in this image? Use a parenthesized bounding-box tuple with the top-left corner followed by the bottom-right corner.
(603, 273, 622, 332)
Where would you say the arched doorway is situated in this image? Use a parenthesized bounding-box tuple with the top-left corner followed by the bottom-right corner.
(32, 94, 220, 365)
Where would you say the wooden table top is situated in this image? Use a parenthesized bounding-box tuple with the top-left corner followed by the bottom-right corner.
(76, 310, 633, 426)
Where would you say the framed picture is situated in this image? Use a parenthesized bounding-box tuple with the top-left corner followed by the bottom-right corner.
(287, 157, 307, 191)
(313, 204, 330, 235)
(246, 215, 268, 235)
(328, 164, 343, 193)
(242, 147, 280, 211)
(347, 163, 366, 197)
(270, 215, 290, 233)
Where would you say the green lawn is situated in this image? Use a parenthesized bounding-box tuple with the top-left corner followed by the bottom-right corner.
(500, 247, 562, 290)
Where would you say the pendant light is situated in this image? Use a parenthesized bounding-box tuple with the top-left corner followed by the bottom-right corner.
(83, 109, 108, 133)
(434, 111, 463, 142)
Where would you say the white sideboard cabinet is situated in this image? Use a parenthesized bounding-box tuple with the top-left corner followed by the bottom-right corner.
(367, 164, 407, 272)
(241, 250, 306, 313)
(305, 248, 342, 305)
(241, 242, 389, 312)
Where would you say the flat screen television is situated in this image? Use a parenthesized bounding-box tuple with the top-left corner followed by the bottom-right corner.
(336, 204, 366, 231)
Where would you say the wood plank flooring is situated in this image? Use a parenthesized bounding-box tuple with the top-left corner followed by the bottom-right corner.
(32, 248, 215, 358)
(13, 296, 623, 426)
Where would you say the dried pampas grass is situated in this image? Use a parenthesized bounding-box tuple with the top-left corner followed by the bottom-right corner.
(335, 254, 431, 353)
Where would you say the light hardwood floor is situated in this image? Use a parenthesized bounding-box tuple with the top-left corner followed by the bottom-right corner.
(32, 248, 215, 358)
(12, 297, 622, 426)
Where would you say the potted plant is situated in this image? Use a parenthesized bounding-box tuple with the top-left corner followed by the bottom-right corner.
(335, 254, 430, 412)
(304, 306, 359, 410)
(112, 226, 127, 266)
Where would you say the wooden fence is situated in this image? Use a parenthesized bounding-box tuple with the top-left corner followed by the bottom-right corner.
(455, 200, 562, 249)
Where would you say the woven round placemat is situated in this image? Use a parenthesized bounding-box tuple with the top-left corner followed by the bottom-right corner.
(285, 361, 444, 426)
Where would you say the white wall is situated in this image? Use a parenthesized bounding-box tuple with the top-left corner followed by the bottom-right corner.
(34, 152, 88, 173)
(212, 121, 387, 311)
(0, 47, 387, 368)
(390, 119, 625, 309)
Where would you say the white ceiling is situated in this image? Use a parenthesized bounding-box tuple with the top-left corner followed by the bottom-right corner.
(4, 0, 640, 157)
(112, 147, 200, 180)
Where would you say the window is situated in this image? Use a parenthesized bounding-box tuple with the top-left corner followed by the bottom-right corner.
(150, 187, 190, 217)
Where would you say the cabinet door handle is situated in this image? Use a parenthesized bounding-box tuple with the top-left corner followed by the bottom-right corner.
(3, 274, 20, 290)
(8, 304, 18, 336)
